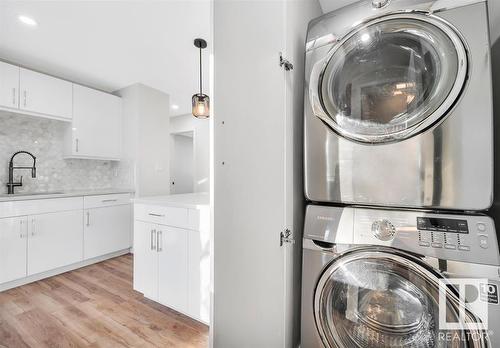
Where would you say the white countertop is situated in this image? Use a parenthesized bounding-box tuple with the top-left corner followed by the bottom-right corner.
(133, 193, 210, 209)
(0, 188, 134, 202)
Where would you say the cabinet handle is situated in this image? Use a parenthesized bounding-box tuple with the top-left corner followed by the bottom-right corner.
(157, 231, 162, 252)
(23, 90, 27, 107)
(19, 220, 24, 238)
(86, 211, 90, 226)
(148, 213, 165, 217)
(151, 229, 157, 251)
(102, 199, 118, 203)
(31, 218, 35, 236)
(12, 88, 16, 106)
(75, 138, 79, 153)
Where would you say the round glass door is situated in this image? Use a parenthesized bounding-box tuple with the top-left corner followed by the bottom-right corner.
(314, 249, 483, 348)
(319, 15, 467, 143)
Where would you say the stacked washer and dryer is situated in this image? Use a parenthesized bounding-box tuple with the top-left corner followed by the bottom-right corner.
(301, 0, 500, 347)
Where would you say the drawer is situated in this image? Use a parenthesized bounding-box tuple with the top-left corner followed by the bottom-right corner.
(84, 193, 132, 209)
(134, 204, 189, 228)
(0, 197, 83, 219)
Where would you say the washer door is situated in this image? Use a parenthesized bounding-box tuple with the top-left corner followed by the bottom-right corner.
(314, 248, 486, 348)
(316, 14, 467, 144)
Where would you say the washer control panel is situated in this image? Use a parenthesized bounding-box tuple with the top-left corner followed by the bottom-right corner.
(304, 205, 500, 266)
(355, 209, 498, 265)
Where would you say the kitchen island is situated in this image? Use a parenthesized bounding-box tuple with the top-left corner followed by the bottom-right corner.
(133, 193, 210, 324)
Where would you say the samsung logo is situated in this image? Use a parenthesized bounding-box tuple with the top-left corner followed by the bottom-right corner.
(317, 216, 334, 221)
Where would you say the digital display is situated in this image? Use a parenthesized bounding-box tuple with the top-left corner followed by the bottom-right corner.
(417, 217, 468, 234)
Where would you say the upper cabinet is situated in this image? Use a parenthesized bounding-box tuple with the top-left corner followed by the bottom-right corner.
(0, 61, 123, 160)
(19, 68, 73, 121)
(0, 61, 20, 110)
(65, 84, 122, 160)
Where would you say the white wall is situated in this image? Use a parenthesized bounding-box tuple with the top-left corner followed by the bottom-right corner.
(170, 114, 210, 193)
(170, 133, 194, 194)
(117, 83, 170, 197)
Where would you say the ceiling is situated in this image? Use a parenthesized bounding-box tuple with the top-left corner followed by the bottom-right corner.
(0, 1, 210, 116)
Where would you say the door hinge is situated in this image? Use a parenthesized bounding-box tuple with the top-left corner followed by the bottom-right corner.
(280, 228, 295, 246)
(279, 53, 293, 71)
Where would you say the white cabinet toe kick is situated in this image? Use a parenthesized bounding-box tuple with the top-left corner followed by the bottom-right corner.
(0, 193, 132, 292)
(133, 200, 210, 324)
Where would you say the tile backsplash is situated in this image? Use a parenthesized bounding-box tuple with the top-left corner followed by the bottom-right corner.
(0, 113, 130, 194)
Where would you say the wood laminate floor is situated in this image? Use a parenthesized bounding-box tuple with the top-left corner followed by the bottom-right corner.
(0, 254, 209, 348)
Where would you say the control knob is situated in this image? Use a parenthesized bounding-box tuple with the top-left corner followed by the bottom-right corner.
(372, 219, 396, 241)
(372, 0, 390, 8)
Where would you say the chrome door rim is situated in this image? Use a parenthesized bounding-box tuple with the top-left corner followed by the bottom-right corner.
(313, 246, 487, 348)
(309, 12, 469, 144)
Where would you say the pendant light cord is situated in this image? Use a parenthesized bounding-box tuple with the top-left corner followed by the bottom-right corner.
(199, 47, 203, 95)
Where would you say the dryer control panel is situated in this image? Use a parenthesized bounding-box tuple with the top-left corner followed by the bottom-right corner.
(304, 205, 500, 266)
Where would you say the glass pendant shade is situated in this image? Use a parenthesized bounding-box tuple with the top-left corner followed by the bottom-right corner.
(192, 93, 210, 119)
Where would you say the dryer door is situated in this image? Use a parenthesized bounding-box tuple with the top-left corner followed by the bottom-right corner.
(315, 14, 467, 144)
(314, 248, 487, 348)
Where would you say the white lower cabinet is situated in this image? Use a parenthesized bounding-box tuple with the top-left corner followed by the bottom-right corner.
(0, 193, 132, 291)
(133, 221, 159, 300)
(157, 226, 189, 312)
(134, 203, 209, 323)
(0, 216, 28, 284)
(27, 210, 83, 276)
(134, 221, 189, 314)
(84, 204, 131, 259)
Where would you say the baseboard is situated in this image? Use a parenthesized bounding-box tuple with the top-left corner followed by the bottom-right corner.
(0, 248, 131, 292)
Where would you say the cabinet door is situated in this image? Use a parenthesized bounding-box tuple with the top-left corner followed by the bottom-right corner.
(19, 68, 73, 120)
(27, 210, 83, 276)
(157, 226, 188, 313)
(72, 84, 122, 159)
(133, 221, 158, 301)
(84, 205, 131, 260)
(0, 216, 27, 284)
(0, 61, 19, 109)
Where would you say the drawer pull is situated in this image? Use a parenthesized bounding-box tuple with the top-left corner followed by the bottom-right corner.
(148, 213, 165, 217)
(102, 199, 118, 203)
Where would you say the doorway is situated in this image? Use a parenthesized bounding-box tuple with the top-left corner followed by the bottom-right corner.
(170, 131, 195, 194)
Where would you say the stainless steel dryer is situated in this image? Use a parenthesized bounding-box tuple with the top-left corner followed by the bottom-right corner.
(301, 205, 500, 348)
(304, 0, 493, 210)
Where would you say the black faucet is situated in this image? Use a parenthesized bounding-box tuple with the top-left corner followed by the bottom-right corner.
(7, 151, 37, 194)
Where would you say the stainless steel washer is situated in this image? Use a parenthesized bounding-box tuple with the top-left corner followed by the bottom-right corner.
(301, 205, 500, 347)
(304, 0, 493, 210)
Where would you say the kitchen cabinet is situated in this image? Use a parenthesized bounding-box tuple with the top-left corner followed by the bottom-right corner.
(0, 61, 20, 110)
(134, 221, 189, 313)
(27, 210, 83, 276)
(157, 226, 189, 312)
(133, 220, 159, 300)
(66, 84, 122, 160)
(19, 68, 73, 120)
(84, 195, 131, 260)
(0, 193, 133, 291)
(0, 216, 27, 284)
(133, 195, 209, 323)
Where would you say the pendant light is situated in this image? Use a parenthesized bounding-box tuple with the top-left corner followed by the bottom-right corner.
(192, 38, 209, 119)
